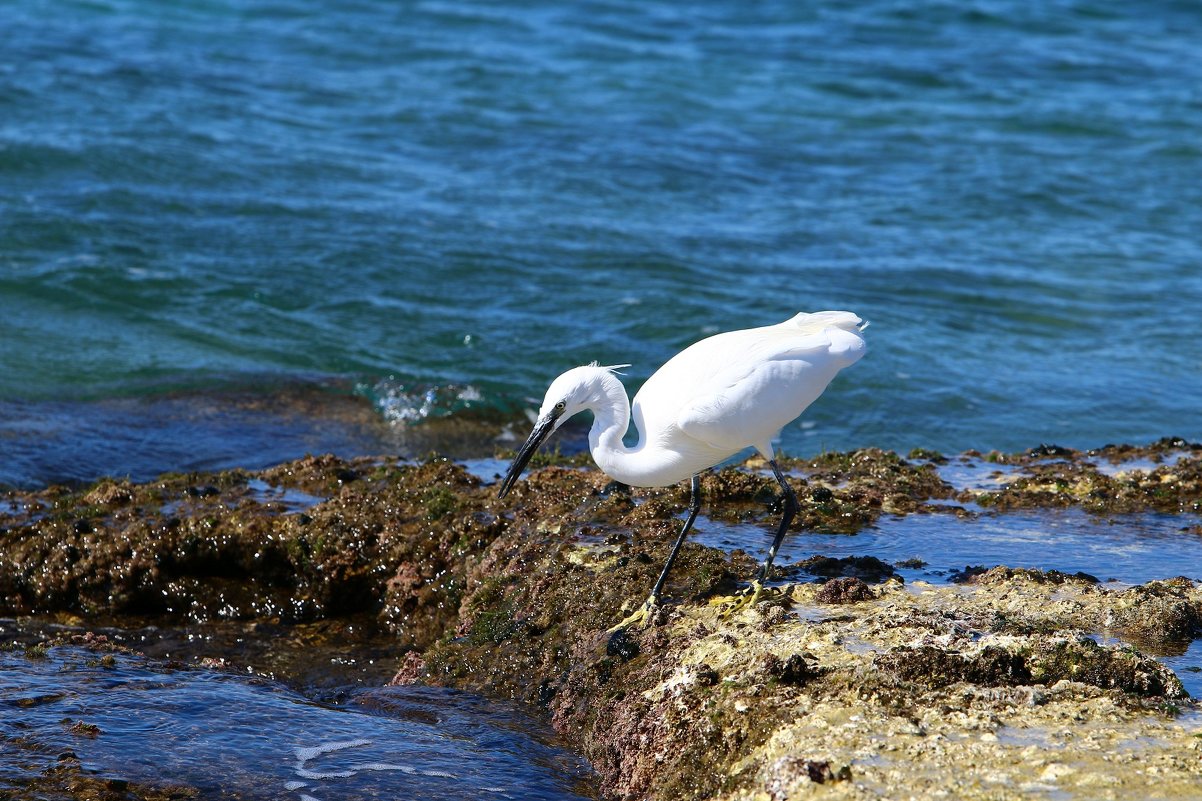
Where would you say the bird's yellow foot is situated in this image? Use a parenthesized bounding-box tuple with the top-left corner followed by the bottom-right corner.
(712, 581, 790, 618)
(606, 596, 661, 634)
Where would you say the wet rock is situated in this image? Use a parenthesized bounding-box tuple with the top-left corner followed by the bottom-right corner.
(1028, 637, 1187, 699)
(764, 756, 851, 799)
(876, 637, 1186, 699)
(813, 576, 876, 604)
(969, 445, 1202, 514)
(950, 564, 990, 583)
(390, 651, 427, 686)
(795, 554, 895, 582)
(0, 457, 500, 629)
(908, 447, 948, 464)
(760, 653, 823, 686)
(66, 720, 101, 737)
(1028, 443, 1075, 459)
(4, 444, 1202, 801)
(702, 471, 781, 504)
(875, 644, 1031, 688)
(1105, 578, 1202, 644)
(792, 447, 955, 504)
(83, 480, 134, 507)
(606, 629, 641, 661)
(971, 566, 1101, 585)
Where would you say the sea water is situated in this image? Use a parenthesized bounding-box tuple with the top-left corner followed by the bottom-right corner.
(0, 646, 594, 800)
(3, 0, 1202, 487)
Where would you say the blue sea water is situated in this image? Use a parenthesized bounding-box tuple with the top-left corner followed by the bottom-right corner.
(3, 0, 1202, 486)
(0, 646, 595, 800)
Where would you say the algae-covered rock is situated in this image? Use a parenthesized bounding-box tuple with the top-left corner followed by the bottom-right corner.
(874, 643, 1032, 688)
(967, 440, 1202, 514)
(3, 444, 1202, 801)
(814, 576, 876, 604)
(795, 555, 895, 582)
(1027, 636, 1186, 698)
(874, 636, 1186, 699)
(1102, 578, 1202, 645)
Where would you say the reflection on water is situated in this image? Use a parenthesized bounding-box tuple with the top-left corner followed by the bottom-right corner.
(1167, 640, 1202, 700)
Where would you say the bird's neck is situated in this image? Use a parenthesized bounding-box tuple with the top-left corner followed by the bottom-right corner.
(585, 371, 720, 488)
(586, 372, 636, 475)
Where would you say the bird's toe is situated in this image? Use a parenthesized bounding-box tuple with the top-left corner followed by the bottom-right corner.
(712, 581, 791, 618)
(605, 596, 661, 634)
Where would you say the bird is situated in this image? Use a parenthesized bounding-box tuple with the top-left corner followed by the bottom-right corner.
(497, 310, 867, 631)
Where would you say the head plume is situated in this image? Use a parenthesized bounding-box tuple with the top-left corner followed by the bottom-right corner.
(588, 361, 631, 375)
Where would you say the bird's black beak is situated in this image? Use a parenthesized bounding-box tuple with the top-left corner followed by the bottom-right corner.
(498, 413, 557, 498)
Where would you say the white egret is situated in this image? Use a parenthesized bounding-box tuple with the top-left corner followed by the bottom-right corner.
(498, 311, 867, 631)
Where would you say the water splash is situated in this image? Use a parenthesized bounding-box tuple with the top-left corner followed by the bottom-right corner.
(360, 379, 487, 426)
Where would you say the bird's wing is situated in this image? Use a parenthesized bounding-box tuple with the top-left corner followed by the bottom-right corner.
(670, 322, 866, 455)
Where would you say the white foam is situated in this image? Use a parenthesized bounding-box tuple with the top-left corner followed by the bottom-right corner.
(294, 738, 370, 762)
(294, 738, 371, 779)
(293, 739, 460, 784)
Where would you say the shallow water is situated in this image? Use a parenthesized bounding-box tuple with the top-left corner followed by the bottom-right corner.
(1160, 639, 1202, 700)
(244, 478, 328, 511)
(4, 0, 1202, 487)
(689, 508, 1202, 587)
(0, 384, 512, 487)
(0, 647, 594, 801)
(1, 614, 403, 691)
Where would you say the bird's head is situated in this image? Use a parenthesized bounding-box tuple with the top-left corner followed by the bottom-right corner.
(498, 363, 628, 498)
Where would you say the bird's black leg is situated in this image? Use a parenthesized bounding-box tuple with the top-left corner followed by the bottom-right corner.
(650, 473, 702, 602)
(758, 459, 800, 585)
(719, 459, 799, 615)
(607, 473, 702, 633)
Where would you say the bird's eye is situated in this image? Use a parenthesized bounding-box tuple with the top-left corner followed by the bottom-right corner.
(554, 401, 566, 412)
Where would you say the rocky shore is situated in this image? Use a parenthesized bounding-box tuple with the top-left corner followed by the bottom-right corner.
(3, 440, 1202, 799)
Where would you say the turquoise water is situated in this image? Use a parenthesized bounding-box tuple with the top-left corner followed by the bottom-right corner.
(3, 0, 1202, 486)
